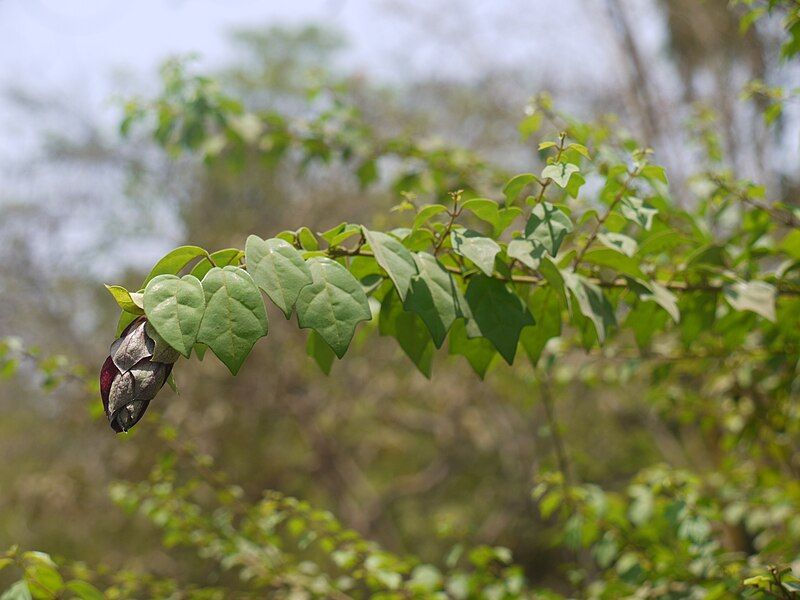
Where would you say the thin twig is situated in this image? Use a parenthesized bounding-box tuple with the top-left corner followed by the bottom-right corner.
(327, 247, 800, 296)
(572, 168, 638, 269)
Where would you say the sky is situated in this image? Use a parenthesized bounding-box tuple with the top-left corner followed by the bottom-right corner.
(0, 0, 640, 164)
(0, 0, 662, 280)
(0, 0, 625, 104)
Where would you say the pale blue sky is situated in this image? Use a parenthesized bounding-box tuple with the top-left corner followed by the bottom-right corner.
(0, 0, 626, 102)
(0, 0, 677, 281)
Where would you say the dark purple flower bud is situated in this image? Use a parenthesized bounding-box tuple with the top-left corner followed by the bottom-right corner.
(100, 317, 178, 433)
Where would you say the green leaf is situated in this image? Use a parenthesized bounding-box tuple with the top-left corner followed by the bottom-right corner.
(23, 560, 63, 598)
(464, 276, 534, 364)
(780, 229, 800, 260)
(166, 370, 179, 394)
(519, 287, 562, 366)
(503, 173, 536, 204)
(143, 274, 205, 358)
(568, 143, 591, 159)
(620, 197, 657, 230)
(518, 112, 542, 140)
(629, 279, 680, 322)
(541, 162, 579, 188)
(539, 256, 568, 307)
(625, 300, 668, 348)
(507, 239, 547, 270)
(723, 280, 776, 322)
(321, 223, 361, 247)
(450, 229, 501, 276)
(143, 246, 207, 286)
(363, 228, 418, 300)
(565, 172, 586, 198)
(598, 232, 638, 257)
(64, 581, 104, 600)
(404, 253, 466, 348)
(306, 330, 336, 375)
(592, 535, 619, 569)
(296, 227, 319, 250)
(524, 202, 573, 256)
(0, 581, 32, 600)
(379, 289, 434, 377)
(460, 198, 500, 226)
(413, 204, 448, 229)
(295, 257, 372, 358)
(189, 248, 243, 280)
(641, 164, 668, 184)
(245, 235, 313, 318)
(563, 272, 615, 343)
(680, 292, 717, 345)
(104, 285, 144, 315)
(448, 319, 496, 379)
(582, 248, 646, 279)
(198, 267, 269, 374)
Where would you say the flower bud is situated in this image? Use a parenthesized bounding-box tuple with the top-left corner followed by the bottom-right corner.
(100, 317, 178, 433)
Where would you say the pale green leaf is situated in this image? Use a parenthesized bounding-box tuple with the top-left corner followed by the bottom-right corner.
(104, 285, 144, 315)
(524, 202, 573, 256)
(460, 198, 500, 226)
(503, 173, 536, 204)
(65, 581, 104, 600)
(629, 279, 680, 323)
(189, 248, 243, 280)
(507, 239, 546, 271)
(363, 228, 418, 300)
(143, 246, 207, 286)
(582, 248, 646, 279)
(563, 272, 615, 343)
(723, 280, 776, 322)
(620, 197, 657, 230)
(450, 229, 501, 276)
(295, 257, 372, 358)
(598, 232, 638, 257)
(143, 274, 205, 358)
(198, 267, 269, 374)
(413, 204, 448, 229)
(0, 581, 32, 600)
(245, 235, 313, 318)
(541, 162, 579, 188)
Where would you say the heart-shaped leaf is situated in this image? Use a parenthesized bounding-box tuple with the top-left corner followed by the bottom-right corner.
(524, 202, 573, 256)
(363, 228, 418, 300)
(450, 229, 501, 276)
(143, 274, 205, 358)
(198, 267, 269, 374)
(404, 252, 466, 347)
(464, 276, 534, 364)
(245, 235, 313, 318)
(295, 257, 372, 358)
(541, 162, 579, 188)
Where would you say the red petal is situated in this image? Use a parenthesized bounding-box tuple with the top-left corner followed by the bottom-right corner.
(100, 355, 119, 416)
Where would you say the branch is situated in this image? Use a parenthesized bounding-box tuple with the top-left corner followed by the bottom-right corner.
(327, 247, 800, 296)
(572, 167, 638, 269)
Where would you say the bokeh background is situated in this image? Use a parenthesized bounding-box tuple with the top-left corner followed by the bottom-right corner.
(0, 0, 798, 589)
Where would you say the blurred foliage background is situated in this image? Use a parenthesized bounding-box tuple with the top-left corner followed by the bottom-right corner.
(1, 0, 799, 597)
